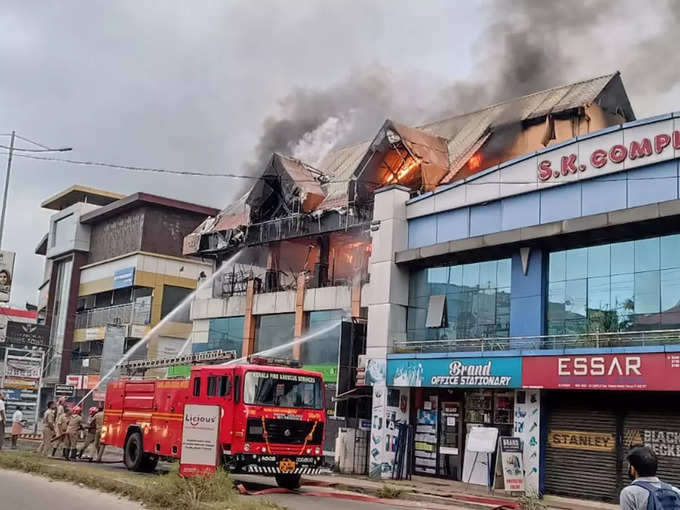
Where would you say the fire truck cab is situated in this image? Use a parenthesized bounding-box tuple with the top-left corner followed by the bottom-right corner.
(102, 352, 326, 489)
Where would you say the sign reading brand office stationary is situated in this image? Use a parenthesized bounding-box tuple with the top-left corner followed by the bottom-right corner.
(523, 353, 680, 391)
(388, 357, 522, 388)
(180, 404, 221, 476)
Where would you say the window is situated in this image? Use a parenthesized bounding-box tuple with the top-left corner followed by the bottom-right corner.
(219, 376, 231, 397)
(547, 233, 680, 334)
(243, 371, 323, 409)
(407, 258, 512, 342)
(161, 285, 192, 321)
(52, 214, 75, 247)
(207, 376, 217, 396)
(234, 376, 241, 403)
(194, 316, 244, 356)
(302, 310, 342, 366)
(193, 377, 201, 397)
(255, 313, 295, 358)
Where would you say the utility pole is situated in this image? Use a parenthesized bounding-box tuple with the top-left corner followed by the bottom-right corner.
(0, 131, 15, 249)
(0, 132, 72, 249)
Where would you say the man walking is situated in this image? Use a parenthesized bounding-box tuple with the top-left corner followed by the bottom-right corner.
(620, 445, 680, 509)
(38, 402, 56, 455)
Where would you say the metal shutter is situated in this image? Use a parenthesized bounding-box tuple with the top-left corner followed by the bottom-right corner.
(623, 406, 680, 489)
(545, 394, 619, 502)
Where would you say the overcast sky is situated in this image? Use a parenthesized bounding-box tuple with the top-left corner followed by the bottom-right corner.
(0, 0, 678, 306)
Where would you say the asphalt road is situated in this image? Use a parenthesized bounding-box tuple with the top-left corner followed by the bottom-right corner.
(0, 468, 144, 510)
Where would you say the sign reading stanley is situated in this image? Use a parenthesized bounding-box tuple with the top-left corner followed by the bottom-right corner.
(523, 353, 680, 391)
(388, 357, 521, 388)
(180, 404, 220, 476)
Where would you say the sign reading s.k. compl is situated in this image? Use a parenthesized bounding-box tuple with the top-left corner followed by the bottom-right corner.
(537, 130, 680, 182)
(523, 353, 680, 391)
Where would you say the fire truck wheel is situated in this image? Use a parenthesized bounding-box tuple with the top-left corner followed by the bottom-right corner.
(140, 453, 159, 473)
(124, 431, 145, 471)
(275, 474, 301, 489)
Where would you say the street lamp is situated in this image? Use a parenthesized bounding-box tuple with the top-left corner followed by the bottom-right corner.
(0, 131, 72, 248)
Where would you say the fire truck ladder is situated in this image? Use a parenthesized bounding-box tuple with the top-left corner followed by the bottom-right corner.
(118, 349, 237, 375)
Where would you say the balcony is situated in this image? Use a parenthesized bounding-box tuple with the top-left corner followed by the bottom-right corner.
(393, 329, 680, 354)
(75, 302, 151, 330)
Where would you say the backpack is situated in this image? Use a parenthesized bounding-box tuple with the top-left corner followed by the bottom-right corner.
(634, 481, 680, 510)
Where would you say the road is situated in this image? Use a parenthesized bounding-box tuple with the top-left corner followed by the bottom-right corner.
(0, 468, 144, 510)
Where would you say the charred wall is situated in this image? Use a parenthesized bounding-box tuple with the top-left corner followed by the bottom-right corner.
(141, 206, 209, 258)
(87, 208, 145, 264)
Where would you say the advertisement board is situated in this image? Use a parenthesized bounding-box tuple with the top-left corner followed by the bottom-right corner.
(494, 437, 525, 492)
(522, 353, 680, 391)
(54, 385, 75, 398)
(113, 267, 135, 289)
(0, 250, 15, 302)
(387, 357, 522, 388)
(1, 348, 43, 433)
(180, 404, 220, 476)
(5, 322, 50, 349)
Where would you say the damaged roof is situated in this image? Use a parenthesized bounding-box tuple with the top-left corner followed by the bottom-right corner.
(191, 72, 632, 244)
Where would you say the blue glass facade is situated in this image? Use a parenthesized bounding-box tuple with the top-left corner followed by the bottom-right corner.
(547, 234, 680, 334)
(303, 310, 342, 365)
(408, 259, 511, 341)
(194, 316, 244, 356)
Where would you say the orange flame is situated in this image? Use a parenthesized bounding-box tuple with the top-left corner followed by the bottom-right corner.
(385, 158, 420, 183)
(468, 153, 482, 171)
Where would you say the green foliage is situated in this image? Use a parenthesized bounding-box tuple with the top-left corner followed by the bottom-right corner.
(377, 484, 403, 499)
(518, 492, 547, 510)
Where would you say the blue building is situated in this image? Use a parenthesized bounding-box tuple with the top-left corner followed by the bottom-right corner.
(364, 108, 680, 499)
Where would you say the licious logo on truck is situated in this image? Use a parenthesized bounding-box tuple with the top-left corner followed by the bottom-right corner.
(387, 357, 522, 388)
(185, 413, 217, 428)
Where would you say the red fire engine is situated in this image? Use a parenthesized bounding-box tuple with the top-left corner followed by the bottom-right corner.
(101, 350, 326, 488)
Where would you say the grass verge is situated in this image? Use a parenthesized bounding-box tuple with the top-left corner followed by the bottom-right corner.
(0, 451, 279, 510)
(376, 484, 403, 499)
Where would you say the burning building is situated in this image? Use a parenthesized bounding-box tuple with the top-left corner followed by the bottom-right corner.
(183, 72, 634, 469)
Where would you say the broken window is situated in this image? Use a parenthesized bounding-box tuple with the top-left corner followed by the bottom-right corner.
(425, 294, 446, 328)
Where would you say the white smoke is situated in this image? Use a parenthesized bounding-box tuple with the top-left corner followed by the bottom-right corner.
(291, 112, 356, 167)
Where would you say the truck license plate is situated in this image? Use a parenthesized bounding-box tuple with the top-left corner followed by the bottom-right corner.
(279, 459, 296, 473)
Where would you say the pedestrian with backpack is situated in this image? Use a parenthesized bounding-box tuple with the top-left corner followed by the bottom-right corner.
(620, 445, 680, 509)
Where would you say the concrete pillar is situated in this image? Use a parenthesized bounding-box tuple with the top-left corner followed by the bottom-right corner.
(509, 248, 546, 338)
(241, 279, 257, 356)
(293, 273, 307, 360)
(365, 185, 410, 358)
(313, 236, 329, 288)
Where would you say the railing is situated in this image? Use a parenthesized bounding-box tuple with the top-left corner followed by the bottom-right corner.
(75, 302, 151, 330)
(393, 329, 680, 354)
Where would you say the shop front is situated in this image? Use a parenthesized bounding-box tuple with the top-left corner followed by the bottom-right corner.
(524, 352, 680, 502)
(387, 355, 521, 481)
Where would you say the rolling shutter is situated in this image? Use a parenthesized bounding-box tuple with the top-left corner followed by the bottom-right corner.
(545, 393, 619, 502)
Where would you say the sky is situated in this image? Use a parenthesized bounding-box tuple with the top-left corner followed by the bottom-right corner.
(0, 0, 679, 306)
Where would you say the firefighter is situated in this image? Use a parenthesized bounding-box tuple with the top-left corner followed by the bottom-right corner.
(77, 407, 98, 459)
(93, 405, 105, 462)
(38, 401, 56, 455)
(67, 406, 83, 459)
(56, 397, 66, 419)
(53, 405, 71, 459)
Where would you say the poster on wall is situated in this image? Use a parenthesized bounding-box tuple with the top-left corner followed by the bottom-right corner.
(0, 250, 15, 302)
(514, 390, 540, 495)
(357, 355, 386, 386)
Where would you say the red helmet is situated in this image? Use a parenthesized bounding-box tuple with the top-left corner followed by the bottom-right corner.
(88, 407, 98, 416)
(72, 406, 82, 415)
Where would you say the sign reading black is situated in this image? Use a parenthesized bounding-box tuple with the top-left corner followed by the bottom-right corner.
(6, 322, 49, 348)
(54, 385, 75, 397)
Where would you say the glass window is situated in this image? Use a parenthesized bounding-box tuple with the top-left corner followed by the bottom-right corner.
(303, 309, 342, 366)
(428, 267, 448, 284)
(587, 276, 610, 312)
(611, 241, 634, 275)
(565, 279, 587, 318)
(566, 248, 587, 280)
(195, 316, 244, 356)
(408, 258, 511, 342)
(161, 285, 192, 321)
(588, 245, 610, 278)
(661, 235, 680, 270)
(255, 313, 295, 358)
(219, 376, 231, 397)
(243, 371, 322, 409)
(661, 268, 680, 312)
(193, 377, 201, 397)
(207, 376, 217, 396)
(635, 238, 660, 273)
(635, 271, 660, 314)
(549, 251, 566, 283)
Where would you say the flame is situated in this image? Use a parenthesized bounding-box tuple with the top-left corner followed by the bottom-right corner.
(385, 157, 420, 183)
(468, 153, 482, 171)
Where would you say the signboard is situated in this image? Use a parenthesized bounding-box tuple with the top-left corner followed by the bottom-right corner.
(388, 357, 522, 388)
(523, 353, 680, 391)
(548, 430, 615, 452)
(0, 250, 15, 302)
(626, 429, 680, 458)
(113, 267, 135, 289)
(5, 322, 49, 349)
(54, 385, 75, 398)
(495, 437, 525, 492)
(180, 404, 220, 476)
(462, 427, 499, 487)
(357, 356, 386, 386)
(65, 374, 100, 390)
(1, 348, 43, 433)
(304, 364, 338, 383)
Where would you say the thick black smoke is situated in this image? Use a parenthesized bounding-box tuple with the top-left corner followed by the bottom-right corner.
(245, 0, 679, 179)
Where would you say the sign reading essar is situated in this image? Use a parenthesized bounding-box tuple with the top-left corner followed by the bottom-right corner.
(523, 353, 680, 391)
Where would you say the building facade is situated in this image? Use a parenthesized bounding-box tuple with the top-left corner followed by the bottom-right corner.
(35, 186, 217, 405)
(366, 112, 680, 501)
